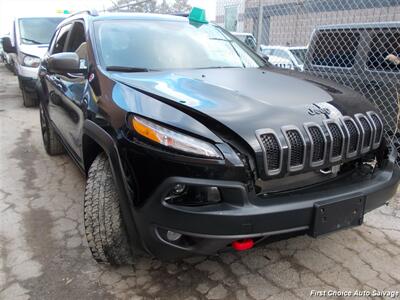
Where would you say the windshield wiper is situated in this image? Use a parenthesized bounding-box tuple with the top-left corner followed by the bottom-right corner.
(106, 66, 149, 72)
(21, 37, 42, 44)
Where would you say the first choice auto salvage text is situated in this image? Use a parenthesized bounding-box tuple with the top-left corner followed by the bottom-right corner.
(310, 290, 400, 298)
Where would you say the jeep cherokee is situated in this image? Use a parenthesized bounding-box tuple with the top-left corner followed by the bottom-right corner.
(38, 9, 400, 264)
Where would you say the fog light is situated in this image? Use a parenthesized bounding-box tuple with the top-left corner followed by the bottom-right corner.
(166, 230, 182, 241)
(173, 184, 186, 194)
(165, 185, 222, 206)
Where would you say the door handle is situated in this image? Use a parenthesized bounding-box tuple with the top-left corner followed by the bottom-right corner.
(53, 77, 66, 91)
(49, 91, 62, 105)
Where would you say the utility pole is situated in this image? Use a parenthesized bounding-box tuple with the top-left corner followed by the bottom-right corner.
(256, 0, 263, 52)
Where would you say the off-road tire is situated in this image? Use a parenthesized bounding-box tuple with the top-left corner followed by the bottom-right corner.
(22, 90, 37, 107)
(84, 153, 134, 265)
(39, 102, 64, 155)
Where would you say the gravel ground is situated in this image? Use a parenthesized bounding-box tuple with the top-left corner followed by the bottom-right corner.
(0, 63, 399, 300)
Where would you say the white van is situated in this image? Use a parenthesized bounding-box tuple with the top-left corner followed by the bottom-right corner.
(2, 16, 64, 106)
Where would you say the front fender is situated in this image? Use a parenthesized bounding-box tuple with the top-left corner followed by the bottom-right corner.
(82, 120, 146, 255)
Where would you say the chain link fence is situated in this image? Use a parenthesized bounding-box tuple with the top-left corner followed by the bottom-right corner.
(216, 0, 400, 165)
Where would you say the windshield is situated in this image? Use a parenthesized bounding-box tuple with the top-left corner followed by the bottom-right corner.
(290, 48, 307, 65)
(94, 20, 266, 70)
(19, 17, 64, 45)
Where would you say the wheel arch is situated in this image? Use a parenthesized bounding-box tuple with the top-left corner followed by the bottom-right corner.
(82, 133, 103, 175)
(82, 120, 144, 254)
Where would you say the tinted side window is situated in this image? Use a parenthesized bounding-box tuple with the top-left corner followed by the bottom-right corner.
(48, 29, 59, 53)
(366, 30, 400, 73)
(311, 30, 360, 68)
(66, 22, 86, 52)
(52, 24, 72, 54)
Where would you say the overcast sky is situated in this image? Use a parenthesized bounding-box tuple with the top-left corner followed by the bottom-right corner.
(0, 0, 216, 35)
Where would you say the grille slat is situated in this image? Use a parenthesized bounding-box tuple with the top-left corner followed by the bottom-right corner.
(286, 129, 305, 167)
(327, 122, 343, 158)
(308, 126, 325, 162)
(344, 119, 359, 154)
(359, 117, 372, 148)
(260, 133, 281, 171)
(370, 114, 383, 144)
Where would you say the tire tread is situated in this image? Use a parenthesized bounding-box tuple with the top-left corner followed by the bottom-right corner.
(84, 153, 133, 265)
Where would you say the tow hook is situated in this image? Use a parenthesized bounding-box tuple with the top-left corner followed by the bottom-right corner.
(232, 239, 254, 251)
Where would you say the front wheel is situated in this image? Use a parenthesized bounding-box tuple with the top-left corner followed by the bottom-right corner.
(84, 153, 134, 265)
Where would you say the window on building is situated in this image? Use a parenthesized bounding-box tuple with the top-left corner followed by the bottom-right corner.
(311, 30, 360, 68)
(224, 5, 238, 32)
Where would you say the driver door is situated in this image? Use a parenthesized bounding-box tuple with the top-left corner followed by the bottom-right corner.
(50, 21, 88, 162)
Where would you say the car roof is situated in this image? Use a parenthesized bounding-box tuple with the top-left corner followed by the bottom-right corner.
(59, 12, 189, 27)
(95, 12, 188, 22)
(315, 21, 400, 30)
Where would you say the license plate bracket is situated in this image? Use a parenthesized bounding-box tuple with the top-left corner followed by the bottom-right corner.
(311, 196, 366, 237)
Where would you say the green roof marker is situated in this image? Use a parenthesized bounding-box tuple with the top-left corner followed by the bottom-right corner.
(189, 7, 208, 24)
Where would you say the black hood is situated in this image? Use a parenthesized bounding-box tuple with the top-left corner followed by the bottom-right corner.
(110, 67, 376, 151)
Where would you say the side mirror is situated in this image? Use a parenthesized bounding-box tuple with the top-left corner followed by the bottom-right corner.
(261, 54, 269, 62)
(2, 37, 16, 53)
(47, 52, 85, 74)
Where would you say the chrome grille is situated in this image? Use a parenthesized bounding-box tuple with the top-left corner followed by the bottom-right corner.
(257, 111, 383, 177)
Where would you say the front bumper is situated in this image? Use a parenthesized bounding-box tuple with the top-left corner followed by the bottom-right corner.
(18, 75, 39, 94)
(132, 149, 400, 259)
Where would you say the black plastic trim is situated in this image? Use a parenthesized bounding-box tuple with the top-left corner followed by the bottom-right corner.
(82, 120, 144, 254)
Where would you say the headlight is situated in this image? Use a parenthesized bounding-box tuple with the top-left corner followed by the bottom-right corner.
(22, 54, 41, 67)
(132, 115, 223, 159)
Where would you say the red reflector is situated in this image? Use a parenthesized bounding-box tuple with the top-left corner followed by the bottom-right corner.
(232, 239, 254, 251)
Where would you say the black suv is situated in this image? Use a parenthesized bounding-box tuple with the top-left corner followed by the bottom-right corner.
(304, 22, 400, 159)
(38, 10, 400, 264)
